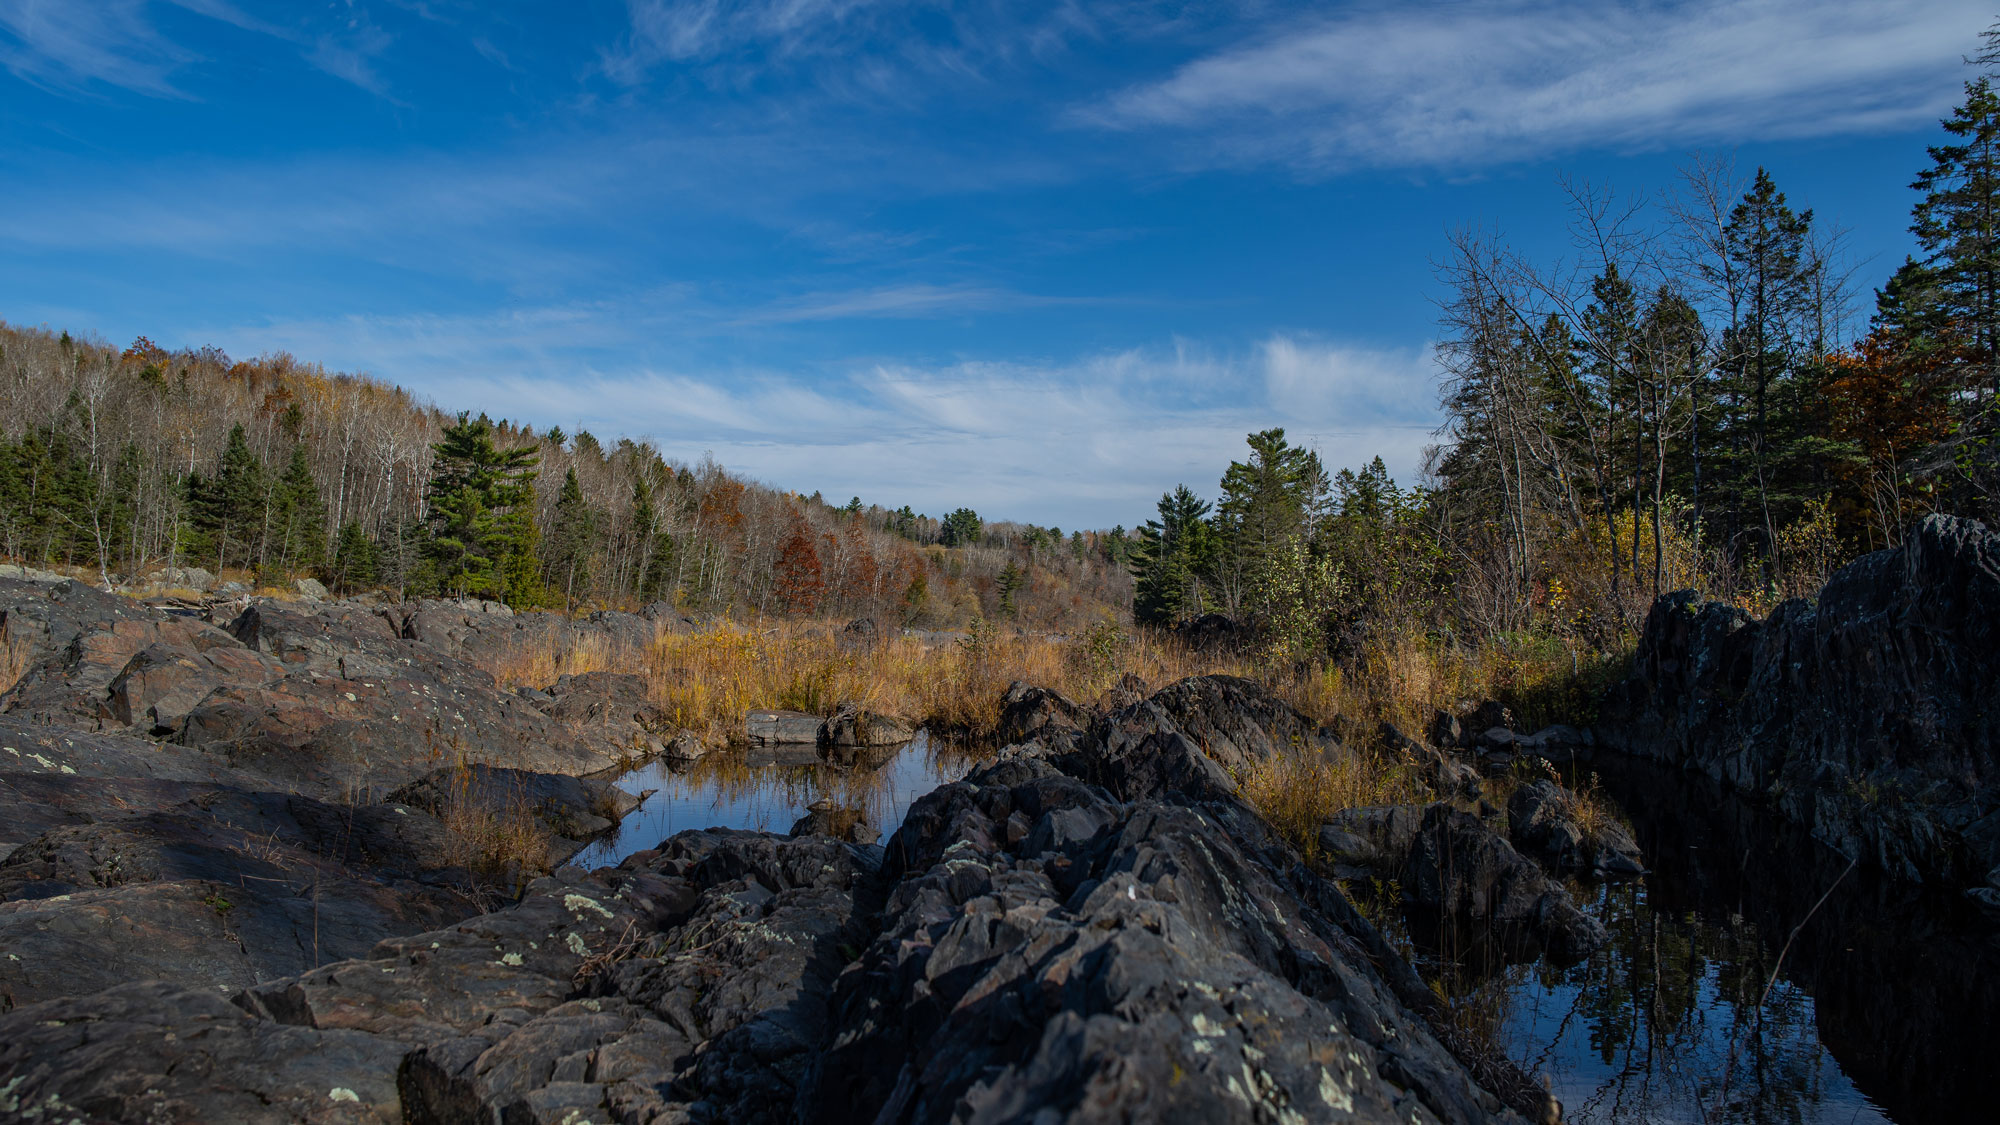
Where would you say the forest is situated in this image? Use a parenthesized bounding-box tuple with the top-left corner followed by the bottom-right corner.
(0, 322, 1133, 631)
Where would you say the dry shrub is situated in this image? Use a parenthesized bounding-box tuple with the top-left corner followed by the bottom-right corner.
(435, 766, 554, 884)
(633, 618, 1244, 745)
(481, 628, 620, 692)
(1, 628, 31, 696)
(1237, 748, 1431, 861)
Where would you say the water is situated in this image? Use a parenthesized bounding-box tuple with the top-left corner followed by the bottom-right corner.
(1382, 758, 1996, 1125)
(571, 731, 980, 869)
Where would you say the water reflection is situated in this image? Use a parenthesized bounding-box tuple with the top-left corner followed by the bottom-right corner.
(572, 731, 982, 869)
(1357, 757, 1993, 1125)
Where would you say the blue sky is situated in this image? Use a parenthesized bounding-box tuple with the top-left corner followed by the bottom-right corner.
(0, 1, 1990, 529)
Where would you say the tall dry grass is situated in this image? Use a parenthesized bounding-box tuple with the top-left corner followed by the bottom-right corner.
(467, 615, 1249, 745)
(1236, 748, 1432, 861)
(1, 628, 31, 696)
(433, 765, 556, 884)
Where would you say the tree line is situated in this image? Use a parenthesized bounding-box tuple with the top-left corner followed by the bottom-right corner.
(0, 326, 1131, 628)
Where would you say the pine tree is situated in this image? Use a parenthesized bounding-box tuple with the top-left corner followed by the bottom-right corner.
(424, 413, 544, 606)
(940, 508, 982, 547)
(543, 466, 598, 611)
(187, 423, 266, 573)
(1212, 429, 1327, 618)
(996, 559, 1024, 618)
(1912, 77, 2000, 400)
(330, 520, 379, 593)
(1130, 485, 1215, 626)
(271, 444, 325, 578)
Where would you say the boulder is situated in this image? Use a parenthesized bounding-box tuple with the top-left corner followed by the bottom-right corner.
(1093, 671, 1149, 713)
(292, 577, 329, 600)
(1144, 674, 1335, 773)
(1400, 804, 1607, 963)
(818, 702, 914, 752)
(1600, 514, 2000, 889)
(1318, 803, 1426, 870)
(995, 680, 1086, 746)
(1506, 778, 1643, 876)
(788, 798, 879, 846)
(746, 709, 822, 746)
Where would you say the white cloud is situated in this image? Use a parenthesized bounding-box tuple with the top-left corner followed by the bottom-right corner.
(197, 308, 1443, 529)
(0, 0, 194, 96)
(1083, 0, 1991, 171)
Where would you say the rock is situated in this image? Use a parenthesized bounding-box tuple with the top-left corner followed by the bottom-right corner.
(789, 798, 879, 845)
(995, 680, 1086, 746)
(840, 616, 881, 649)
(1466, 700, 1516, 733)
(1506, 778, 1643, 876)
(663, 731, 708, 762)
(1144, 674, 1336, 773)
(1429, 708, 1464, 749)
(1401, 803, 1607, 964)
(1318, 803, 1426, 870)
(0, 981, 408, 1122)
(747, 708, 823, 746)
(292, 577, 329, 600)
(1600, 514, 2000, 890)
(1093, 671, 1149, 713)
(0, 563, 66, 583)
(1174, 611, 1245, 651)
(171, 566, 217, 591)
(819, 702, 914, 754)
(1514, 724, 1595, 764)
(1380, 721, 1481, 797)
(388, 763, 637, 851)
(216, 580, 250, 595)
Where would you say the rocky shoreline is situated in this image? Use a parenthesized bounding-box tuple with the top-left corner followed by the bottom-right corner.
(1600, 514, 2000, 906)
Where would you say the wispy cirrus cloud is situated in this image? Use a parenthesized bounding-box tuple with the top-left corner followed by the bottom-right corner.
(0, 0, 401, 99)
(0, 0, 195, 96)
(1082, 0, 1992, 172)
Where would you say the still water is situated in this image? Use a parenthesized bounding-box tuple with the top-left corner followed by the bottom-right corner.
(1392, 758, 1994, 1125)
(571, 731, 979, 870)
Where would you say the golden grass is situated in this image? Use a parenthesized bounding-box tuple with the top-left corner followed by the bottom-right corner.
(0, 625, 32, 696)
(434, 765, 556, 885)
(466, 614, 1248, 746)
(1237, 747, 1433, 861)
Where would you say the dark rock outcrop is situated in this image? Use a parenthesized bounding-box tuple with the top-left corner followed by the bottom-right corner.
(1144, 674, 1337, 774)
(0, 668, 1555, 1123)
(1600, 514, 2000, 890)
(1400, 804, 1608, 964)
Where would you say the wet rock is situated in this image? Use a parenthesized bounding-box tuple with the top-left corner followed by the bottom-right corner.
(1601, 514, 2000, 889)
(1506, 779, 1643, 876)
(1401, 804, 1607, 963)
(663, 731, 708, 762)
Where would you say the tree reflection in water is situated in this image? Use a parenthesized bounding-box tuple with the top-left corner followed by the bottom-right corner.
(1360, 757, 1993, 1125)
(570, 731, 984, 869)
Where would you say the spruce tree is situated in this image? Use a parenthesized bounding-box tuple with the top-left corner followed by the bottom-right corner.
(543, 466, 598, 611)
(424, 413, 544, 606)
(1130, 485, 1215, 626)
(1912, 77, 2000, 400)
(271, 444, 325, 577)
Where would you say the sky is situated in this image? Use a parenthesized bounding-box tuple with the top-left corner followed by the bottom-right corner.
(0, 0, 1991, 530)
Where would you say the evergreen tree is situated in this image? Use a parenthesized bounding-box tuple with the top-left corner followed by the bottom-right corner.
(424, 413, 544, 606)
(271, 444, 325, 577)
(543, 466, 598, 611)
(330, 519, 378, 593)
(1912, 77, 2000, 400)
(1212, 429, 1327, 618)
(1130, 485, 1215, 626)
(996, 559, 1024, 618)
(187, 423, 266, 573)
(941, 507, 982, 547)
